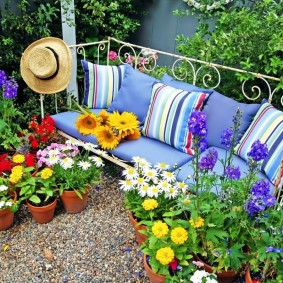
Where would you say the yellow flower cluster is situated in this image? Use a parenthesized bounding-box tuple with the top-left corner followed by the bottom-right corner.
(189, 216, 204, 228)
(152, 221, 169, 238)
(76, 110, 140, 150)
(12, 154, 25, 164)
(156, 247, 175, 265)
(170, 227, 188, 244)
(142, 199, 158, 211)
(41, 168, 53, 179)
(9, 165, 23, 184)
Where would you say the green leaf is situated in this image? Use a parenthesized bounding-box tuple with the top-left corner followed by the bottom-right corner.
(29, 195, 41, 204)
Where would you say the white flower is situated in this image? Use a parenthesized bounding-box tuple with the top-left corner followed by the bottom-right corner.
(48, 149, 60, 156)
(5, 201, 12, 207)
(89, 156, 104, 167)
(190, 270, 213, 283)
(158, 181, 170, 191)
(0, 185, 8, 192)
(83, 142, 98, 151)
(155, 162, 170, 171)
(164, 186, 178, 199)
(119, 179, 134, 191)
(66, 139, 82, 147)
(0, 201, 5, 208)
(147, 185, 160, 198)
(47, 155, 60, 165)
(95, 149, 108, 158)
(78, 161, 91, 170)
(122, 167, 138, 180)
(138, 184, 149, 197)
(59, 157, 74, 169)
(177, 182, 189, 193)
(143, 168, 158, 181)
(161, 171, 176, 182)
(134, 177, 145, 187)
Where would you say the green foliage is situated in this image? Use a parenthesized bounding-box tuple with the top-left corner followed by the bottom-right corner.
(175, 0, 283, 109)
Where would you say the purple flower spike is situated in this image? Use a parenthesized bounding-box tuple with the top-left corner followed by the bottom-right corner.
(221, 128, 234, 149)
(188, 111, 207, 138)
(250, 179, 270, 197)
(0, 70, 7, 88)
(247, 140, 268, 162)
(198, 148, 218, 171)
(225, 166, 241, 180)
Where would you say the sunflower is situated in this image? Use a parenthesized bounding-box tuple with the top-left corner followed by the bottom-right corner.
(96, 126, 120, 150)
(98, 109, 110, 126)
(75, 113, 101, 135)
(108, 111, 139, 137)
(123, 128, 141, 140)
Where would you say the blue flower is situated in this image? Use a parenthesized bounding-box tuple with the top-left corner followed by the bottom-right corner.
(225, 166, 241, 180)
(221, 128, 234, 149)
(188, 111, 207, 138)
(247, 140, 268, 162)
(250, 179, 270, 197)
(198, 148, 218, 171)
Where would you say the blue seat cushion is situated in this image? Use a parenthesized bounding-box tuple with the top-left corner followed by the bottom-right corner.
(109, 136, 192, 170)
(175, 146, 274, 195)
(202, 91, 261, 149)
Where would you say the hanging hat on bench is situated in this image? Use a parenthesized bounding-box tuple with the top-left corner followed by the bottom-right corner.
(20, 37, 72, 94)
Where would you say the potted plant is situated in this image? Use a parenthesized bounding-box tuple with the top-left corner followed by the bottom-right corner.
(36, 139, 104, 213)
(0, 177, 18, 230)
(168, 109, 281, 282)
(119, 156, 187, 244)
(15, 166, 58, 224)
(0, 70, 24, 152)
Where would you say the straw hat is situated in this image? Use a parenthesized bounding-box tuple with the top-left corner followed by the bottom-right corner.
(20, 37, 72, 94)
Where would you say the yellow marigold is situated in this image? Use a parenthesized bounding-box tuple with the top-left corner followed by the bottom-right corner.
(41, 168, 53, 179)
(189, 216, 204, 228)
(12, 154, 25, 164)
(75, 113, 101, 135)
(152, 221, 169, 238)
(170, 227, 188, 245)
(95, 126, 120, 150)
(108, 111, 139, 136)
(9, 165, 23, 184)
(142, 199, 158, 211)
(155, 247, 175, 265)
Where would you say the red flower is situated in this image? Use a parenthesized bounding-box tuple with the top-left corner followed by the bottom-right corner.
(169, 258, 178, 271)
(31, 139, 39, 149)
(25, 153, 35, 167)
(0, 159, 12, 173)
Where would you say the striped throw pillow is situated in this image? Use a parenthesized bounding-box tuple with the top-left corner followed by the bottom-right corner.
(142, 82, 209, 154)
(81, 60, 126, 108)
(235, 102, 283, 184)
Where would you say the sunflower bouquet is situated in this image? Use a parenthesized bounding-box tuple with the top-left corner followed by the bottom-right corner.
(74, 103, 140, 150)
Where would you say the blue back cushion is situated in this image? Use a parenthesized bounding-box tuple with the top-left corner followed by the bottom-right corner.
(203, 91, 261, 149)
(107, 64, 158, 123)
(161, 74, 213, 94)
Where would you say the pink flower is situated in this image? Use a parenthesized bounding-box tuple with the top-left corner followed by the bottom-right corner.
(169, 258, 178, 270)
(192, 260, 204, 267)
(126, 55, 134, 65)
(109, 51, 118, 61)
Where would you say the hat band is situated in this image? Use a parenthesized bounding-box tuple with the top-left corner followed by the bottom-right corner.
(41, 47, 60, 81)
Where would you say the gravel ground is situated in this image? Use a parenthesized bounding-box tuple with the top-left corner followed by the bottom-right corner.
(0, 164, 150, 283)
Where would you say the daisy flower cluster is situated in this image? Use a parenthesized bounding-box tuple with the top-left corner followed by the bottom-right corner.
(0, 184, 14, 209)
(119, 156, 188, 221)
(36, 139, 105, 196)
(75, 104, 140, 150)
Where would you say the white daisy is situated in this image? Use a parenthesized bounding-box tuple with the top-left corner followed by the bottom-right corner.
(147, 185, 160, 198)
(47, 155, 60, 165)
(177, 181, 188, 193)
(119, 179, 134, 191)
(144, 168, 158, 181)
(65, 138, 78, 146)
(161, 171, 176, 182)
(59, 157, 74, 169)
(83, 142, 98, 151)
(48, 149, 60, 156)
(165, 186, 178, 199)
(96, 149, 108, 158)
(155, 162, 170, 171)
(122, 167, 138, 180)
(158, 181, 170, 191)
(78, 161, 91, 170)
(138, 184, 149, 197)
(89, 156, 104, 167)
(134, 177, 145, 187)
(0, 185, 8, 192)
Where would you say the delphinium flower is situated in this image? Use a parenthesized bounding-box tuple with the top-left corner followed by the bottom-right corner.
(198, 148, 218, 171)
(225, 165, 241, 180)
(3, 77, 18, 99)
(188, 111, 207, 138)
(220, 128, 234, 149)
(247, 140, 268, 162)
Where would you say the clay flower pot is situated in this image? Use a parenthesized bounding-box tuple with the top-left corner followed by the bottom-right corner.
(129, 212, 147, 244)
(143, 254, 166, 283)
(60, 189, 89, 214)
(26, 198, 57, 224)
(193, 254, 239, 283)
(0, 190, 17, 231)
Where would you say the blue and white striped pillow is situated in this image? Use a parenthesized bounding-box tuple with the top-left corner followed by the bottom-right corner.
(235, 102, 283, 185)
(142, 82, 209, 154)
(81, 60, 126, 108)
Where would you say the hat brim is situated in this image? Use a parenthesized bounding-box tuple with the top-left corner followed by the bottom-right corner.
(20, 37, 72, 94)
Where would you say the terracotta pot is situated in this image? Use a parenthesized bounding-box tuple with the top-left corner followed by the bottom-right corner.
(143, 254, 166, 283)
(0, 190, 17, 231)
(60, 189, 89, 214)
(26, 198, 57, 224)
(129, 212, 147, 244)
(194, 254, 239, 283)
